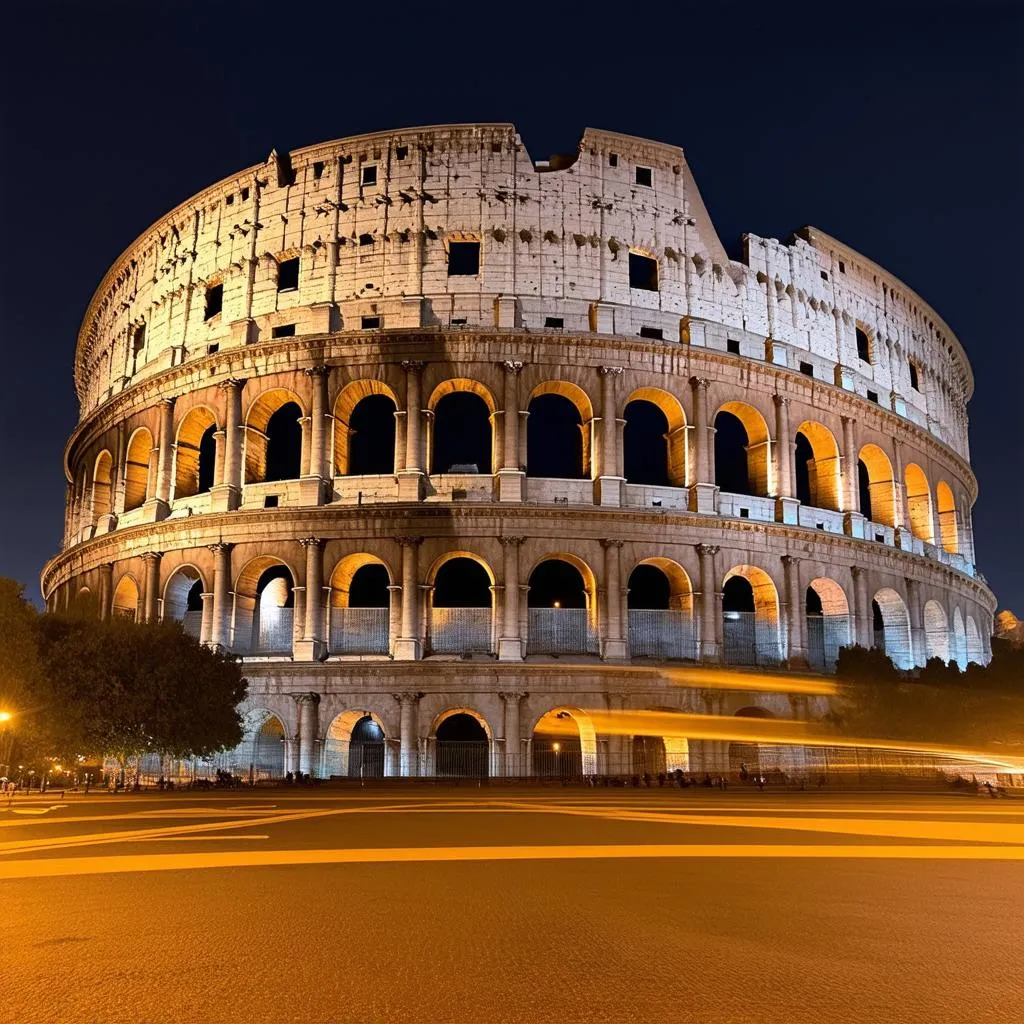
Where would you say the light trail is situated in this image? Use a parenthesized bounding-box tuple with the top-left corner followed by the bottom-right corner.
(660, 665, 838, 696)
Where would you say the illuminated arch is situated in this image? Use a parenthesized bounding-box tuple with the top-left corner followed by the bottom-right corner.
(427, 379, 495, 474)
(91, 450, 113, 521)
(936, 481, 959, 554)
(333, 379, 399, 476)
(805, 576, 852, 671)
(715, 401, 772, 497)
(163, 564, 205, 637)
(112, 573, 140, 621)
(227, 708, 287, 780)
(965, 615, 984, 665)
(328, 553, 394, 608)
(323, 709, 389, 778)
(904, 463, 934, 543)
(528, 380, 594, 422)
(531, 706, 598, 776)
(174, 406, 218, 499)
(631, 557, 693, 611)
(123, 427, 153, 511)
(244, 387, 305, 484)
(722, 564, 783, 665)
(858, 444, 896, 527)
(872, 587, 913, 670)
(923, 599, 950, 663)
(431, 707, 494, 777)
(627, 559, 696, 660)
(527, 380, 595, 479)
(427, 378, 497, 415)
(327, 554, 392, 656)
(234, 555, 297, 655)
(623, 387, 687, 486)
(794, 420, 841, 511)
(951, 607, 968, 670)
(426, 550, 496, 588)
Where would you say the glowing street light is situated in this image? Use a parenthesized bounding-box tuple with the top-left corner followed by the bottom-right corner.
(0, 711, 11, 724)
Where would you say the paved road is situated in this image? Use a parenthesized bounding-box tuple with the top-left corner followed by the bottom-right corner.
(2, 787, 1022, 1023)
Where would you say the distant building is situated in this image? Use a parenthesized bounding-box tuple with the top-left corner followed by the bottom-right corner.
(42, 124, 994, 779)
(995, 611, 1024, 647)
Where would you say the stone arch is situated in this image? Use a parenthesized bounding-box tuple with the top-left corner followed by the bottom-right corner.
(234, 555, 298, 655)
(872, 587, 913, 670)
(427, 553, 496, 655)
(328, 554, 392, 656)
(531, 706, 598, 777)
(526, 380, 594, 479)
(904, 463, 934, 543)
(163, 564, 206, 638)
(722, 564, 783, 665)
(526, 553, 599, 655)
(329, 553, 394, 608)
(123, 427, 153, 512)
(112, 573, 140, 621)
(936, 481, 959, 554)
(333, 379, 399, 476)
(244, 387, 305, 484)
(229, 708, 286, 780)
(858, 444, 896, 526)
(323, 709, 389, 778)
(623, 387, 687, 487)
(715, 401, 771, 497)
(923, 599, 950, 663)
(627, 558, 696, 660)
(805, 577, 851, 671)
(966, 614, 984, 665)
(951, 607, 968, 670)
(427, 379, 496, 474)
(794, 420, 841, 511)
(431, 707, 494, 777)
(174, 406, 218, 500)
(91, 450, 114, 522)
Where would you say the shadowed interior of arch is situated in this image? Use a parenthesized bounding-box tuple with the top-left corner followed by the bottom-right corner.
(795, 421, 841, 510)
(245, 390, 303, 483)
(174, 408, 217, 499)
(623, 389, 686, 487)
(123, 429, 153, 511)
(526, 382, 592, 479)
(715, 403, 770, 497)
(431, 391, 492, 473)
(858, 444, 896, 526)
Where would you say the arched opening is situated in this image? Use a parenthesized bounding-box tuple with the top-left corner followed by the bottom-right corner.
(434, 711, 490, 777)
(245, 390, 303, 484)
(627, 559, 696, 660)
(904, 464, 934, 543)
(174, 407, 218, 500)
(123, 428, 153, 512)
(966, 615, 984, 665)
(329, 556, 391, 655)
(858, 444, 896, 526)
(872, 588, 913, 670)
(951, 607, 968, 670)
(429, 383, 493, 474)
(234, 710, 286, 781)
(334, 381, 399, 476)
(623, 389, 686, 487)
(323, 710, 387, 778)
(92, 450, 113, 522)
(234, 558, 296, 655)
(924, 599, 950, 664)
(429, 555, 494, 654)
(722, 566, 782, 666)
(805, 577, 851, 672)
(526, 382, 592, 479)
(715, 403, 770, 498)
(532, 708, 598, 777)
(163, 565, 205, 639)
(795, 421, 841, 510)
(728, 706, 777, 774)
(936, 482, 959, 554)
(632, 736, 667, 776)
(527, 556, 597, 655)
(112, 574, 140, 621)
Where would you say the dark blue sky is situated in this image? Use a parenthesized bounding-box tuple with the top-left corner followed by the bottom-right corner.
(1, 1, 1020, 611)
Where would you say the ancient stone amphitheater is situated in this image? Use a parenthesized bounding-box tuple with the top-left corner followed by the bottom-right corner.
(43, 124, 994, 780)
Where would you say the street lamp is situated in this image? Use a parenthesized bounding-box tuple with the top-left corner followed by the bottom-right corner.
(0, 711, 13, 781)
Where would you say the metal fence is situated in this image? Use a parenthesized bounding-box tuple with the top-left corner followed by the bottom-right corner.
(433, 741, 493, 777)
(628, 609, 698, 661)
(722, 611, 783, 667)
(329, 608, 389, 655)
(430, 607, 492, 654)
(526, 608, 599, 655)
(182, 611, 202, 639)
(254, 608, 294, 655)
(806, 613, 851, 672)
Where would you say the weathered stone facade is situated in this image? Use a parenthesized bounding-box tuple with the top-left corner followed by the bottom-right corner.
(43, 124, 994, 778)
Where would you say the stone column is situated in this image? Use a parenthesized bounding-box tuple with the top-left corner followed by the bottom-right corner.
(394, 536, 422, 660)
(597, 366, 624, 506)
(498, 536, 525, 661)
(688, 376, 716, 513)
(212, 378, 245, 512)
(850, 566, 870, 648)
(500, 691, 527, 776)
(295, 537, 325, 661)
(398, 361, 426, 501)
(498, 361, 525, 501)
(142, 551, 162, 623)
(293, 692, 320, 778)
(154, 398, 176, 508)
(840, 413, 864, 538)
(905, 577, 926, 667)
(98, 563, 113, 621)
(393, 692, 421, 776)
(209, 542, 233, 648)
(199, 591, 214, 644)
(781, 554, 806, 666)
(300, 366, 330, 505)
(774, 394, 799, 524)
(695, 543, 720, 661)
(601, 539, 627, 659)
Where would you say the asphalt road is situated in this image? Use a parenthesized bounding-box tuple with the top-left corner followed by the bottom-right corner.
(2, 787, 1023, 1023)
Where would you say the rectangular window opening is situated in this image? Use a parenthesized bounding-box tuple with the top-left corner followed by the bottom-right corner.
(838, 260, 846, 273)
(240, 187, 250, 201)
(639, 326, 664, 340)
(856, 326, 872, 363)
(132, 324, 146, 355)
(739, 508, 750, 519)
(450, 318, 467, 326)
(277, 257, 299, 292)
(225, 194, 234, 206)
(635, 166, 653, 187)
(204, 283, 223, 320)
(491, 142, 502, 153)
(447, 240, 480, 276)
(727, 338, 741, 355)
(207, 343, 219, 355)
(361, 165, 377, 187)
(361, 315, 381, 330)
(867, 389, 879, 404)
(628, 251, 659, 291)
(820, 270, 829, 281)
(271, 324, 296, 338)
(312, 161, 324, 180)
(544, 316, 564, 329)
(609, 153, 618, 167)
(263, 495, 279, 509)
(396, 145, 408, 161)
(799, 360, 814, 377)
(909, 361, 920, 391)
(359, 233, 374, 246)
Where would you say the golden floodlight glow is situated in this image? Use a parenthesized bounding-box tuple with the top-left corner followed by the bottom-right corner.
(0, 711, 12, 723)
(659, 666, 838, 696)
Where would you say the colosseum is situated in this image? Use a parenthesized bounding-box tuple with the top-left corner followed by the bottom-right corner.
(42, 123, 996, 780)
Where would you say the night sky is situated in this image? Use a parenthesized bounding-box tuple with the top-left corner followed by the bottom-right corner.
(1, 2, 1020, 612)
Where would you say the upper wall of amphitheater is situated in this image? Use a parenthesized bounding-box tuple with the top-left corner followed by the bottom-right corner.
(73, 123, 973, 459)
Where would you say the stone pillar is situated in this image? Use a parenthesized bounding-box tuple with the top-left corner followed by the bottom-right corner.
(497, 360, 525, 502)
(98, 563, 113, 621)
(597, 366, 624, 506)
(601, 538, 627, 659)
(199, 591, 214, 644)
(398, 361, 426, 500)
(393, 692, 421, 776)
(782, 554, 806, 666)
(293, 692, 320, 778)
(500, 691, 527, 776)
(155, 398, 176, 507)
(498, 536, 525, 661)
(209, 542, 234, 648)
(773, 394, 799, 525)
(695, 543, 720, 661)
(142, 551, 162, 623)
(905, 577, 926, 667)
(841, 414, 864, 538)
(300, 366, 330, 505)
(394, 536, 422, 660)
(212, 378, 245, 512)
(295, 537, 325, 661)
(850, 566, 870, 648)
(688, 376, 716, 513)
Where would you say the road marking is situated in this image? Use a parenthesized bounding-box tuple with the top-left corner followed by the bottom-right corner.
(2, 843, 1024, 880)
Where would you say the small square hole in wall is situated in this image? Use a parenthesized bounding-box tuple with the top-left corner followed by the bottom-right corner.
(396, 145, 408, 161)
(856, 326, 872, 363)
(867, 390, 879, 404)
(820, 270, 829, 281)
(639, 326, 664, 340)
(491, 142, 502, 153)
(207, 343, 219, 355)
(313, 161, 324, 180)
(727, 338, 740, 354)
(447, 240, 480, 276)
(739, 508, 750, 519)
(276, 257, 299, 292)
(799, 361, 814, 377)
(359, 233, 374, 246)
(609, 153, 618, 167)
(628, 252, 659, 290)
(635, 166, 653, 187)
(264, 495, 279, 509)
(225, 194, 234, 206)
(875, 532, 885, 544)
(450, 318, 467, 326)
(272, 324, 296, 338)
(816, 523, 825, 530)
(544, 316, 564, 329)
(361, 165, 377, 187)
(361, 315, 381, 330)
(240, 187, 250, 201)
(204, 283, 223, 320)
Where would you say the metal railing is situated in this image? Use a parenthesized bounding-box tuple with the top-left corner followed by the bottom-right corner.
(182, 610, 202, 639)
(806, 614, 850, 672)
(430, 607, 492, 654)
(527, 608, 599, 655)
(253, 608, 294, 655)
(628, 609, 698, 661)
(722, 611, 783, 667)
(329, 607, 389, 655)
